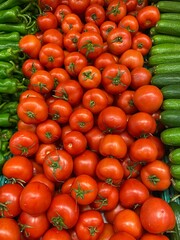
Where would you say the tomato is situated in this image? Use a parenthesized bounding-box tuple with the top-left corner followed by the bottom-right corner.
(19, 181, 52, 215)
(35, 143, 57, 165)
(140, 197, 176, 234)
(42, 228, 71, 240)
(130, 66, 152, 90)
(47, 193, 79, 229)
(82, 88, 109, 114)
(19, 89, 44, 102)
(19, 34, 41, 59)
(92, 182, 119, 211)
(54, 4, 72, 26)
(107, 27, 132, 56)
(36, 119, 61, 144)
(148, 135, 165, 159)
(99, 21, 117, 42)
(99, 134, 127, 159)
(123, 0, 138, 12)
(121, 155, 142, 178)
(49, 67, 70, 87)
(68, 0, 90, 14)
(101, 63, 131, 94)
(94, 52, 116, 72)
(140, 233, 169, 240)
(69, 107, 94, 133)
(119, 178, 149, 208)
(129, 137, 158, 163)
(137, 5, 160, 29)
(17, 97, 48, 124)
(110, 231, 136, 240)
(85, 3, 106, 26)
(9, 130, 39, 157)
(113, 209, 143, 238)
(119, 49, 144, 70)
(140, 160, 171, 191)
(118, 15, 139, 35)
(78, 65, 101, 89)
(54, 79, 84, 106)
(106, 0, 127, 23)
(115, 90, 137, 114)
(83, 22, 101, 34)
(17, 119, 36, 132)
(78, 32, 104, 59)
(135, 0, 148, 10)
(43, 149, 73, 182)
(0, 218, 21, 240)
(29, 173, 55, 193)
(18, 212, 50, 239)
(37, 12, 58, 32)
(38, 0, 59, 12)
(97, 106, 127, 133)
(133, 85, 163, 114)
(22, 59, 44, 78)
(127, 112, 157, 138)
(61, 177, 76, 194)
(97, 223, 114, 240)
(96, 157, 124, 185)
(0, 183, 23, 218)
(85, 126, 105, 152)
(70, 174, 98, 205)
(63, 30, 81, 52)
(132, 32, 152, 56)
(42, 28, 63, 47)
(61, 13, 83, 33)
(2, 155, 33, 183)
(75, 210, 104, 240)
(39, 43, 65, 69)
(73, 150, 99, 177)
(29, 69, 54, 93)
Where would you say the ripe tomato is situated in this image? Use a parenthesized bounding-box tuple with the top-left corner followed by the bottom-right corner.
(35, 143, 57, 165)
(113, 209, 143, 238)
(54, 4, 72, 26)
(9, 130, 39, 157)
(22, 59, 44, 78)
(140, 233, 169, 240)
(47, 193, 79, 230)
(37, 11, 58, 32)
(99, 134, 127, 159)
(61, 13, 83, 33)
(104, 203, 124, 224)
(85, 3, 106, 26)
(124, 0, 138, 12)
(19, 89, 44, 102)
(83, 22, 101, 34)
(100, 21, 117, 42)
(42, 228, 71, 240)
(140, 160, 171, 191)
(68, 0, 90, 14)
(121, 155, 142, 179)
(148, 135, 165, 159)
(132, 32, 152, 56)
(49, 67, 70, 87)
(38, 0, 59, 12)
(101, 63, 131, 94)
(63, 30, 81, 52)
(130, 66, 152, 90)
(110, 231, 136, 240)
(0, 183, 23, 218)
(106, 0, 127, 22)
(115, 90, 137, 114)
(19, 182, 52, 215)
(119, 178, 150, 208)
(42, 28, 63, 47)
(119, 130, 135, 149)
(119, 49, 144, 70)
(2, 155, 33, 183)
(85, 126, 105, 152)
(133, 85, 163, 114)
(0, 218, 21, 240)
(94, 52, 117, 71)
(75, 210, 104, 240)
(135, 0, 148, 10)
(61, 177, 76, 194)
(118, 15, 139, 35)
(29, 173, 55, 193)
(70, 174, 98, 205)
(98, 223, 114, 240)
(43, 149, 73, 182)
(140, 197, 176, 234)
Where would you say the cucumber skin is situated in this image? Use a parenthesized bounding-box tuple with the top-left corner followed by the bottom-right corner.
(160, 13, 180, 21)
(156, 1, 180, 13)
(171, 165, 180, 179)
(149, 53, 180, 66)
(169, 148, 180, 164)
(162, 99, 180, 110)
(149, 43, 180, 56)
(152, 63, 180, 75)
(152, 34, 180, 45)
(168, 201, 180, 240)
(160, 110, 180, 127)
(151, 74, 180, 88)
(161, 127, 180, 146)
(161, 85, 180, 99)
(155, 20, 180, 37)
(172, 179, 180, 193)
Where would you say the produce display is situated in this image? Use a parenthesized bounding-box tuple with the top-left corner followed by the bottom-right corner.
(0, 0, 180, 239)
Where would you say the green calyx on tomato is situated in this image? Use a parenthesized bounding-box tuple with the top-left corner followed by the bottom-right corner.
(51, 214, 68, 230)
(80, 40, 101, 57)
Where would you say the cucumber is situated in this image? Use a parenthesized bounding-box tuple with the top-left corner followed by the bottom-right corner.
(169, 148, 180, 164)
(171, 178, 180, 193)
(156, 1, 180, 13)
(155, 20, 180, 37)
(148, 53, 180, 66)
(161, 85, 180, 99)
(168, 201, 180, 240)
(152, 34, 180, 45)
(149, 43, 180, 56)
(149, 26, 158, 36)
(151, 74, 180, 88)
(171, 165, 180, 179)
(160, 13, 180, 21)
(161, 127, 180, 146)
(151, 63, 180, 75)
(162, 99, 180, 110)
(160, 110, 180, 127)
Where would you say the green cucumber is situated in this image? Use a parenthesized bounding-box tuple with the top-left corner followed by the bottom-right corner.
(151, 63, 180, 75)
(160, 13, 180, 20)
(161, 127, 180, 146)
(169, 148, 180, 164)
(148, 53, 180, 66)
(155, 20, 180, 37)
(156, 1, 180, 13)
(171, 178, 180, 193)
(149, 43, 180, 56)
(161, 85, 180, 99)
(160, 110, 180, 127)
(152, 34, 180, 45)
(168, 201, 180, 240)
(171, 165, 180, 179)
(162, 99, 180, 110)
(151, 74, 180, 88)
(149, 26, 158, 36)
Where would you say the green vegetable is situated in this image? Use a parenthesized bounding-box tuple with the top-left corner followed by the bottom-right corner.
(168, 201, 180, 240)
(0, 0, 34, 11)
(160, 110, 180, 127)
(151, 34, 180, 45)
(162, 99, 180, 110)
(161, 127, 180, 146)
(160, 13, 180, 20)
(149, 53, 180, 66)
(156, 1, 180, 13)
(151, 73, 180, 88)
(171, 165, 180, 180)
(0, 78, 26, 94)
(171, 179, 180, 193)
(0, 32, 20, 42)
(0, 48, 21, 62)
(151, 63, 180, 75)
(169, 148, 180, 164)
(0, 113, 18, 127)
(155, 20, 180, 37)
(149, 43, 180, 56)
(161, 85, 180, 99)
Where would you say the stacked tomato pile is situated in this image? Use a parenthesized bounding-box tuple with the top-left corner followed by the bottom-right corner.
(0, 0, 177, 239)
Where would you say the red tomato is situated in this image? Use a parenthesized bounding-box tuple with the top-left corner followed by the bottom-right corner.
(140, 233, 169, 240)
(38, 0, 59, 12)
(115, 90, 137, 114)
(130, 66, 152, 90)
(132, 32, 152, 56)
(47, 193, 79, 229)
(119, 130, 135, 149)
(61, 13, 83, 33)
(49, 67, 70, 87)
(85, 126, 105, 152)
(121, 155, 142, 179)
(19, 89, 44, 102)
(94, 52, 117, 71)
(148, 135, 165, 159)
(42, 28, 63, 47)
(104, 203, 124, 224)
(135, 0, 148, 10)
(140, 197, 176, 234)
(17, 119, 36, 132)
(2, 155, 33, 183)
(98, 223, 114, 240)
(110, 231, 136, 240)
(123, 0, 138, 12)
(54, 4, 72, 26)
(0, 218, 21, 240)
(106, 0, 127, 23)
(37, 12, 58, 32)
(100, 21, 117, 42)
(29, 173, 55, 193)
(83, 22, 101, 34)
(42, 228, 71, 240)
(63, 30, 81, 52)
(22, 59, 44, 78)
(119, 49, 144, 70)
(61, 177, 76, 194)
(118, 15, 139, 35)
(85, 3, 106, 26)
(68, 0, 90, 14)
(35, 143, 57, 165)
(75, 210, 104, 240)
